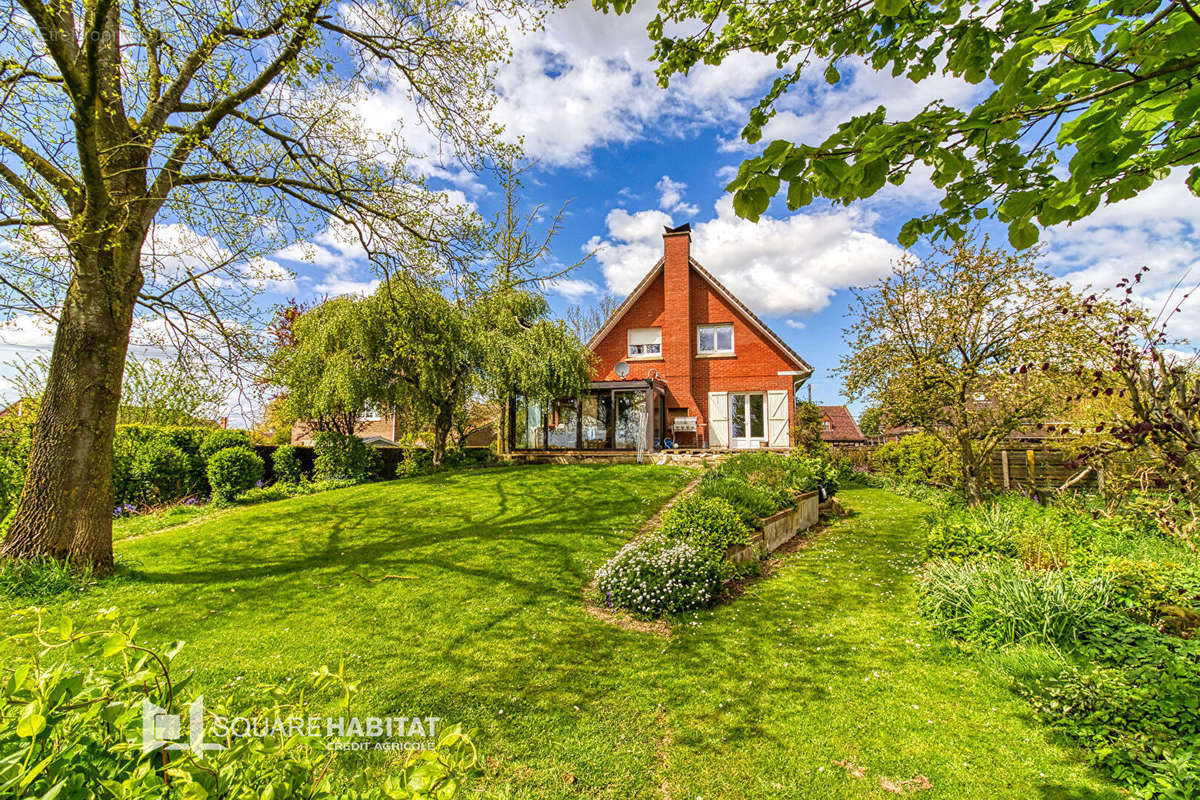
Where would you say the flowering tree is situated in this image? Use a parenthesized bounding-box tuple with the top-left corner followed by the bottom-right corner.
(841, 235, 1112, 504)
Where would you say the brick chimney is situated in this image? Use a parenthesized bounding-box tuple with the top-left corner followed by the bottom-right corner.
(661, 223, 694, 412)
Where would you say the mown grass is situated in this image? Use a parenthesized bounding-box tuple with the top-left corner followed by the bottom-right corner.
(0, 470, 1121, 798)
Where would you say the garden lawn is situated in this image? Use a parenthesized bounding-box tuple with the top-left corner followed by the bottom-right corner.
(0, 469, 1121, 799)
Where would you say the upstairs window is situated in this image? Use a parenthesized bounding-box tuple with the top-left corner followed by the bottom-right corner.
(627, 327, 662, 358)
(697, 323, 734, 355)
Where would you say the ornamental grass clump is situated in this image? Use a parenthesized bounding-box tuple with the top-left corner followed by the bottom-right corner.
(918, 558, 1115, 648)
(594, 536, 724, 617)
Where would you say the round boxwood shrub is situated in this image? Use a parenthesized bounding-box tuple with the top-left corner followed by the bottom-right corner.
(130, 438, 193, 504)
(199, 428, 253, 461)
(594, 535, 724, 617)
(206, 446, 264, 502)
(271, 445, 304, 484)
(312, 432, 379, 482)
(659, 495, 751, 561)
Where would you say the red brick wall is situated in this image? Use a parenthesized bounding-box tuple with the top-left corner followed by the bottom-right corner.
(591, 233, 798, 445)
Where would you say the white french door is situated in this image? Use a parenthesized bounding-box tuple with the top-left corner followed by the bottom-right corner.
(729, 392, 766, 449)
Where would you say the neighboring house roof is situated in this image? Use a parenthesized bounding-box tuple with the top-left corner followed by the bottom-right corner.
(818, 405, 866, 442)
(883, 424, 920, 437)
(360, 435, 400, 447)
(586, 257, 813, 376)
(0, 399, 28, 418)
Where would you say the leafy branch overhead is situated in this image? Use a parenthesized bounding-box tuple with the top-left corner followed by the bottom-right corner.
(600, 0, 1200, 247)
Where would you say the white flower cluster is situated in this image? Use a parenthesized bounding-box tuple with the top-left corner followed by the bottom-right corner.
(594, 535, 723, 618)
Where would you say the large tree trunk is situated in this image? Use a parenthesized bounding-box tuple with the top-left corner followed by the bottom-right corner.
(958, 437, 985, 506)
(1, 246, 142, 576)
(431, 405, 453, 469)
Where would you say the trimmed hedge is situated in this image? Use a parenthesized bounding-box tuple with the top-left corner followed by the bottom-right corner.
(312, 432, 382, 482)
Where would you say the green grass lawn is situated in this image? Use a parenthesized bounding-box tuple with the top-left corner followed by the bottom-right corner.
(1, 467, 1121, 799)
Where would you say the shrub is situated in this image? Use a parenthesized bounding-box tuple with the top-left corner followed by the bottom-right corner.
(922, 504, 1021, 562)
(0, 416, 32, 519)
(870, 432, 958, 487)
(199, 427, 253, 460)
(1019, 614, 1200, 796)
(0, 557, 94, 600)
(787, 453, 843, 498)
(206, 446, 264, 502)
(312, 431, 380, 482)
(271, 444, 305, 484)
(0, 609, 481, 800)
(129, 438, 193, 504)
(718, 451, 796, 493)
(659, 495, 751, 561)
(917, 558, 1115, 648)
(396, 447, 433, 478)
(696, 474, 785, 527)
(594, 535, 725, 617)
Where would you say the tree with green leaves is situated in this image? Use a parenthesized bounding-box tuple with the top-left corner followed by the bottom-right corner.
(858, 406, 884, 438)
(265, 296, 391, 438)
(841, 235, 1113, 504)
(0, 0, 528, 573)
(791, 400, 829, 456)
(272, 167, 593, 468)
(600, 0, 1200, 248)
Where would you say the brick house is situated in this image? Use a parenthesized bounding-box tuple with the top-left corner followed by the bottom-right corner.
(291, 413, 400, 447)
(509, 224, 812, 452)
(817, 405, 867, 445)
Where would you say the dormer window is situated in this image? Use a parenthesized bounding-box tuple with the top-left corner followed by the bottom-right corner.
(697, 323, 734, 355)
(627, 327, 662, 358)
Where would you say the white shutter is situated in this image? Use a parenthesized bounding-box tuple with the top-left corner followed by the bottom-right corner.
(767, 390, 790, 447)
(708, 392, 729, 448)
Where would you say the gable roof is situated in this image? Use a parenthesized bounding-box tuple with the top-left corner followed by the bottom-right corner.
(817, 405, 866, 442)
(587, 258, 813, 375)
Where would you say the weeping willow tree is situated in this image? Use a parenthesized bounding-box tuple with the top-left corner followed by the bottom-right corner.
(270, 164, 594, 467)
(0, 0, 534, 573)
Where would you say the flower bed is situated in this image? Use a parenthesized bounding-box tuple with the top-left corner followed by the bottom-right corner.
(594, 452, 834, 619)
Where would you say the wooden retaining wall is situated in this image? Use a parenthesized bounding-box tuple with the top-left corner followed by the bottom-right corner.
(728, 491, 821, 563)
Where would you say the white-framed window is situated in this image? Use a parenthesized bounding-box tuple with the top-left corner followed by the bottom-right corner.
(697, 323, 734, 355)
(627, 327, 662, 358)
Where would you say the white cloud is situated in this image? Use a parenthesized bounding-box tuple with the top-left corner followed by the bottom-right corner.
(656, 175, 700, 218)
(492, 4, 778, 167)
(1040, 172, 1200, 339)
(586, 196, 904, 315)
(142, 223, 296, 295)
(785, 319, 806, 329)
(741, 57, 983, 152)
(0, 313, 55, 351)
(546, 277, 600, 301)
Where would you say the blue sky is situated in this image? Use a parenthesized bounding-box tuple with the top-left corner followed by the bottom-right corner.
(3, 2, 1198, 420)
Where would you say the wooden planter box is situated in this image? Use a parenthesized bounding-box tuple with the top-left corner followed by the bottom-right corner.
(726, 490, 820, 563)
